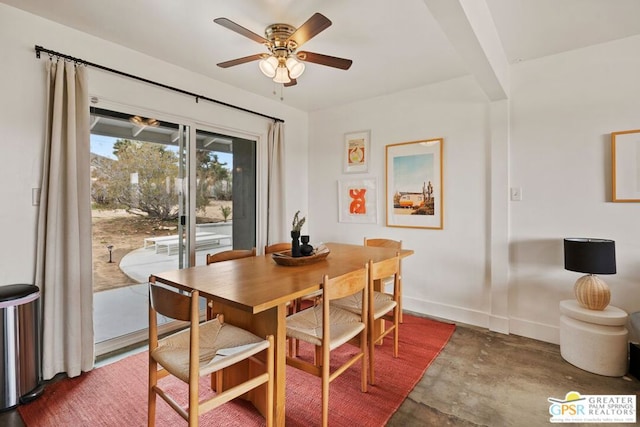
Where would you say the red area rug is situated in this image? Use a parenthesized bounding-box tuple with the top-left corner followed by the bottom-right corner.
(19, 314, 454, 426)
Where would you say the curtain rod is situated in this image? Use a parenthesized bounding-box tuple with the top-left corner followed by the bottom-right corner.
(34, 45, 284, 123)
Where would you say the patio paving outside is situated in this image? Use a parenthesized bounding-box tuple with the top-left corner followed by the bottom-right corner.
(94, 243, 231, 354)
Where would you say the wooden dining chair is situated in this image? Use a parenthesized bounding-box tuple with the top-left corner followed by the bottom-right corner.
(364, 237, 404, 322)
(206, 248, 256, 265)
(285, 266, 369, 427)
(264, 242, 292, 254)
(205, 248, 256, 319)
(332, 254, 401, 384)
(147, 281, 274, 427)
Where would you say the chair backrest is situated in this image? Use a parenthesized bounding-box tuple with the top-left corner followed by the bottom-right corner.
(206, 248, 256, 265)
(364, 237, 402, 249)
(322, 265, 369, 306)
(369, 254, 400, 283)
(264, 242, 291, 254)
(321, 265, 369, 348)
(149, 282, 194, 322)
(369, 254, 401, 309)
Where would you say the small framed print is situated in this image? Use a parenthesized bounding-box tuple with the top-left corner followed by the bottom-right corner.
(344, 130, 370, 173)
(338, 177, 378, 224)
(386, 138, 443, 229)
(612, 129, 640, 202)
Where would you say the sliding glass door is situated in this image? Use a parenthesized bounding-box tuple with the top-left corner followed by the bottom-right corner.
(90, 106, 257, 355)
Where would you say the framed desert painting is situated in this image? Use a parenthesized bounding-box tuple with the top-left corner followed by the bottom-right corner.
(338, 177, 378, 224)
(612, 129, 640, 202)
(343, 130, 370, 173)
(385, 138, 443, 229)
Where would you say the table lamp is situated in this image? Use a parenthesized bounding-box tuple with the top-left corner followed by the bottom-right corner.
(564, 238, 616, 310)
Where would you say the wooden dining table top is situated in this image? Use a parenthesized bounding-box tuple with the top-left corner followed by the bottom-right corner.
(150, 242, 414, 313)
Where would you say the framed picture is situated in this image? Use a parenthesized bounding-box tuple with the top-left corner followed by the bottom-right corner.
(344, 130, 370, 173)
(612, 129, 640, 202)
(385, 138, 443, 229)
(338, 177, 378, 224)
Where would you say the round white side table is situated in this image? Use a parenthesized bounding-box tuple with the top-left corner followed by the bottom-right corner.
(559, 299, 628, 376)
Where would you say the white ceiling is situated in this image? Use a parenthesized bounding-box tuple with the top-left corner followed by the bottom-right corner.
(4, 0, 640, 111)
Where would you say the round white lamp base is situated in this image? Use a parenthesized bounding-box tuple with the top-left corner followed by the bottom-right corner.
(559, 300, 628, 376)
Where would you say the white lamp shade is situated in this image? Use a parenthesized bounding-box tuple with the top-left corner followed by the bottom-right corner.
(286, 57, 305, 79)
(258, 56, 278, 78)
(273, 66, 291, 83)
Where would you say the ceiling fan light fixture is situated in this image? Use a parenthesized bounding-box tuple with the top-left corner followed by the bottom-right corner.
(258, 55, 278, 78)
(273, 66, 291, 84)
(215, 13, 352, 87)
(285, 56, 305, 79)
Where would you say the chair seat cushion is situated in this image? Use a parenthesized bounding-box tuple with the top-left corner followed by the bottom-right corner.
(151, 319, 269, 382)
(286, 305, 364, 349)
(332, 291, 397, 319)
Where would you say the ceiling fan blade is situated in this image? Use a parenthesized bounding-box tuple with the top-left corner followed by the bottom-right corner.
(284, 78, 297, 87)
(287, 13, 331, 47)
(217, 53, 265, 68)
(297, 51, 353, 70)
(214, 17, 268, 44)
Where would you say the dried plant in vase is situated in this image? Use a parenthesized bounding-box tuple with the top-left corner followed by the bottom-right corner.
(292, 210, 306, 233)
(291, 211, 306, 257)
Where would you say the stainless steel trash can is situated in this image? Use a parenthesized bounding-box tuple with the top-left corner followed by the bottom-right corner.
(0, 284, 43, 411)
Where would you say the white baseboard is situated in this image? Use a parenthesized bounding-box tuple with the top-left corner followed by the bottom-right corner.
(509, 317, 559, 344)
(403, 297, 490, 329)
(403, 296, 559, 344)
(489, 315, 510, 334)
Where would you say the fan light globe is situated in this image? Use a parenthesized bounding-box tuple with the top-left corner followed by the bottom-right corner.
(273, 66, 291, 84)
(286, 57, 305, 79)
(259, 56, 278, 78)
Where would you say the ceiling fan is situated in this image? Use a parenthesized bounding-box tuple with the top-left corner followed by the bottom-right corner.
(214, 13, 353, 87)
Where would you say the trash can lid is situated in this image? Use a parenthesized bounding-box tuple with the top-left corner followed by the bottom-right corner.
(0, 284, 40, 302)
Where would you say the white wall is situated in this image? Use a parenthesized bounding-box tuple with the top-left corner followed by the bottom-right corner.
(508, 34, 640, 342)
(308, 76, 493, 327)
(308, 35, 640, 344)
(0, 4, 308, 285)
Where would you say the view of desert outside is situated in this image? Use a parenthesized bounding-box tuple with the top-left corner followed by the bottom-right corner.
(91, 134, 232, 292)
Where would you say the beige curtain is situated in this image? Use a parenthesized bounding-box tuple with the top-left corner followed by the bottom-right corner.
(35, 60, 93, 380)
(267, 121, 285, 244)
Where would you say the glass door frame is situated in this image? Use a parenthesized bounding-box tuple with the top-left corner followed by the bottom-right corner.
(91, 99, 267, 357)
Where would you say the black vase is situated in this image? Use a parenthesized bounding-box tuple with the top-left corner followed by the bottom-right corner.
(291, 230, 302, 257)
(300, 235, 314, 256)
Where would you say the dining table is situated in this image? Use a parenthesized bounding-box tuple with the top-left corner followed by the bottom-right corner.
(149, 241, 414, 426)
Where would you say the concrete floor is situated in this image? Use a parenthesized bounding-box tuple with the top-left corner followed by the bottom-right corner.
(387, 321, 639, 426)
(2, 318, 638, 426)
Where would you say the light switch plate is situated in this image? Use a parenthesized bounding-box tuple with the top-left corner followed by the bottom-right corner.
(510, 187, 522, 201)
